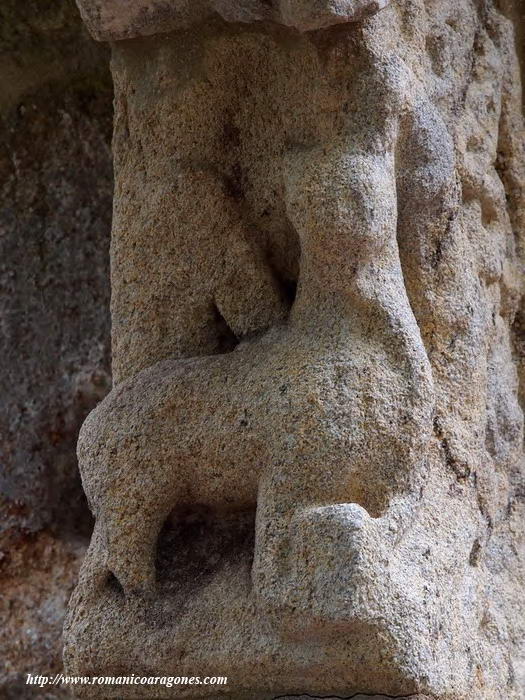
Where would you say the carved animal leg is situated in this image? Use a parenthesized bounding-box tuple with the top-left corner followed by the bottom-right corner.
(103, 501, 168, 599)
(253, 471, 395, 639)
(74, 519, 112, 604)
(252, 450, 363, 622)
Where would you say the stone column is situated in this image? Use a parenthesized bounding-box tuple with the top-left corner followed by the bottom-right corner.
(64, 1, 525, 698)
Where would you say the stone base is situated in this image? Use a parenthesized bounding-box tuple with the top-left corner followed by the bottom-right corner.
(64, 510, 462, 699)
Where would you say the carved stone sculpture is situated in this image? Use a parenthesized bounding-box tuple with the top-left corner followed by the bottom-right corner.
(65, 1, 525, 698)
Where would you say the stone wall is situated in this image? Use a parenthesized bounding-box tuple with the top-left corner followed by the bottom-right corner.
(0, 1, 112, 695)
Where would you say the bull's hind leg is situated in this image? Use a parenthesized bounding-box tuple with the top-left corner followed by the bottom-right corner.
(79, 388, 180, 601)
(75, 505, 166, 603)
(103, 496, 169, 599)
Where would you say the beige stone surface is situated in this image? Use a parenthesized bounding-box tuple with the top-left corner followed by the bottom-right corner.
(65, 0, 525, 698)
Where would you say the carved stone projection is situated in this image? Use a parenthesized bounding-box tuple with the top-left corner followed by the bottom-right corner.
(64, 1, 525, 698)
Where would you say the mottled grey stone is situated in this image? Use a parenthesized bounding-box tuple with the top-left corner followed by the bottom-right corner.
(0, 0, 113, 693)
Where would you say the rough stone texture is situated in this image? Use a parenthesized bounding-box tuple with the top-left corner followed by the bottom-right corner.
(0, 0, 113, 694)
(277, 696, 431, 700)
(66, 0, 524, 699)
(75, 0, 392, 41)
